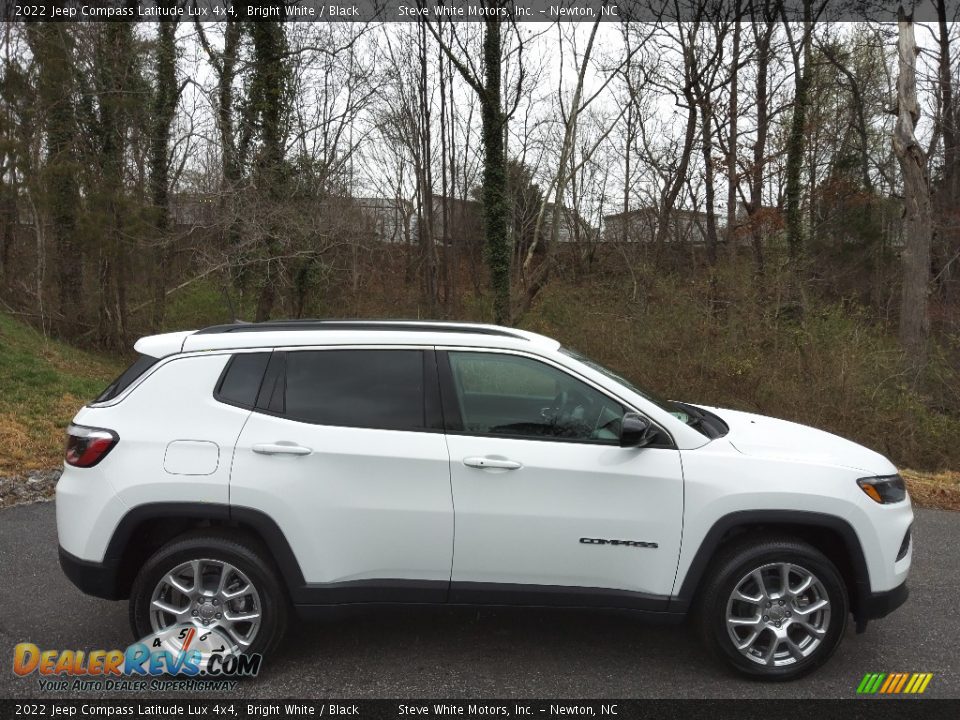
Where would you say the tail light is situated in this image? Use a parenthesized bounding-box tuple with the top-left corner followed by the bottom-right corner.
(65, 424, 119, 468)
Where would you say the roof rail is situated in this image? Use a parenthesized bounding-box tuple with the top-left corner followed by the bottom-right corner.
(193, 319, 529, 340)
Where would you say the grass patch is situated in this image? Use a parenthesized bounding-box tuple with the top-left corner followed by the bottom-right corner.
(902, 470, 960, 512)
(0, 313, 122, 473)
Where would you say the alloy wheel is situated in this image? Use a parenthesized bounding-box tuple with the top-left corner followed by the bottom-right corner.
(725, 562, 831, 667)
(149, 558, 262, 653)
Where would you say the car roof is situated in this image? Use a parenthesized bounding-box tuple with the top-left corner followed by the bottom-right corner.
(133, 320, 561, 358)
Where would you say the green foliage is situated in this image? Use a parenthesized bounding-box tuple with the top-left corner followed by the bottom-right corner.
(0, 313, 121, 473)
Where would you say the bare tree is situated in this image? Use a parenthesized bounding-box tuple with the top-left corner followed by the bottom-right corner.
(426, 6, 526, 323)
(745, 4, 779, 277)
(781, 0, 824, 265)
(892, 6, 932, 376)
(148, 15, 183, 330)
(25, 25, 83, 335)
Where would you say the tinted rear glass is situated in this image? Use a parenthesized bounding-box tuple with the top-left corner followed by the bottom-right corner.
(284, 350, 425, 431)
(216, 353, 271, 408)
(95, 354, 159, 402)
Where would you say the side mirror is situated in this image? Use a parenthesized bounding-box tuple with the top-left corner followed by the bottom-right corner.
(620, 412, 656, 448)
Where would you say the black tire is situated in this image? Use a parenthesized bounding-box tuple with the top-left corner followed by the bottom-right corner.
(696, 535, 849, 680)
(129, 531, 288, 657)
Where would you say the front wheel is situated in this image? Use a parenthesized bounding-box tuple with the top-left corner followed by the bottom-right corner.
(129, 532, 288, 658)
(697, 536, 849, 680)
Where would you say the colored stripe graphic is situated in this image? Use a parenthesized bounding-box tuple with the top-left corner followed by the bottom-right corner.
(858, 672, 933, 694)
(879, 674, 896, 693)
(894, 673, 910, 693)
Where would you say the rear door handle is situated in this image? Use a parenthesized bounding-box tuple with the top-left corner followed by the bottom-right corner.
(252, 443, 312, 456)
(463, 456, 522, 470)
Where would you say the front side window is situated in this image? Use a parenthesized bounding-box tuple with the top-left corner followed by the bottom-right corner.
(446, 351, 624, 443)
(283, 349, 425, 431)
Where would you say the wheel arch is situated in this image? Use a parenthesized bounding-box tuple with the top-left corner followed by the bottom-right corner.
(672, 510, 870, 619)
(105, 502, 306, 600)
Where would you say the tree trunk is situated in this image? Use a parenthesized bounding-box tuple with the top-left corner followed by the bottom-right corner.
(934, 0, 959, 307)
(623, 100, 632, 243)
(699, 100, 719, 266)
(94, 23, 134, 349)
(416, 21, 438, 315)
(748, 15, 774, 279)
(655, 98, 697, 249)
(27, 25, 84, 336)
(481, 17, 510, 324)
(519, 13, 602, 319)
(249, 20, 287, 322)
(426, 12, 512, 322)
(438, 33, 451, 314)
(149, 16, 179, 331)
(893, 7, 932, 375)
(204, 19, 243, 301)
(725, 13, 741, 248)
(784, 0, 813, 264)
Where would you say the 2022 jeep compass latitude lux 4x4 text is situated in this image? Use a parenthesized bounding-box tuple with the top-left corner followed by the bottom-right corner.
(56, 320, 912, 680)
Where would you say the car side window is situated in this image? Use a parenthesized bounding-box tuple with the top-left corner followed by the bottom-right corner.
(215, 352, 271, 408)
(283, 349, 426, 431)
(446, 352, 624, 443)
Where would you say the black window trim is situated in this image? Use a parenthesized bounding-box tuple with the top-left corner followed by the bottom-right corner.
(249, 346, 445, 434)
(435, 347, 676, 449)
(257, 351, 286, 413)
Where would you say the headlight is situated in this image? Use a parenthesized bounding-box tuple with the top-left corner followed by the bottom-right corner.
(857, 474, 907, 504)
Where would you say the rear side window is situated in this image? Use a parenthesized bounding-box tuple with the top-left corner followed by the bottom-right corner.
(283, 350, 425, 431)
(95, 355, 159, 402)
(215, 353, 271, 408)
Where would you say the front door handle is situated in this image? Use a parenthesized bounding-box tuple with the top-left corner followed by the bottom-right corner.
(252, 442, 312, 456)
(463, 456, 522, 470)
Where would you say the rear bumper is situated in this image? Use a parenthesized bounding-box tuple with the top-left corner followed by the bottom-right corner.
(58, 545, 122, 600)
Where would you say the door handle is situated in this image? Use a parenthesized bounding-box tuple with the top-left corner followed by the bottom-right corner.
(252, 443, 312, 456)
(463, 456, 522, 470)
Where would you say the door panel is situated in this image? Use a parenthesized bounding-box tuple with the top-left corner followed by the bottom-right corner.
(441, 350, 684, 599)
(446, 435, 683, 596)
(229, 348, 453, 600)
(232, 415, 453, 590)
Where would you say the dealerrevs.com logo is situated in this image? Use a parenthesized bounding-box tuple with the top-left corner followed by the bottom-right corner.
(13, 625, 262, 692)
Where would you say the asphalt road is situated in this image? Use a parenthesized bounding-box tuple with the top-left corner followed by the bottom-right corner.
(1, 502, 957, 700)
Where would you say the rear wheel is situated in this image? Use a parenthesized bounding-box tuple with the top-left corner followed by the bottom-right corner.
(129, 532, 288, 657)
(697, 536, 848, 680)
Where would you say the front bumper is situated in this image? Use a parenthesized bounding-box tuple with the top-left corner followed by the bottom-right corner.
(855, 581, 909, 632)
(862, 581, 909, 619)
(58, 545, 122, 600)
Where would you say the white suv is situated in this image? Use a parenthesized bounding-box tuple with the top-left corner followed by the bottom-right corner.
(56, 320, 912, 679)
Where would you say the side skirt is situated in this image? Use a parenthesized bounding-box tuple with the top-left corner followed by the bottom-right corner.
(291, 580, 679, 622)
